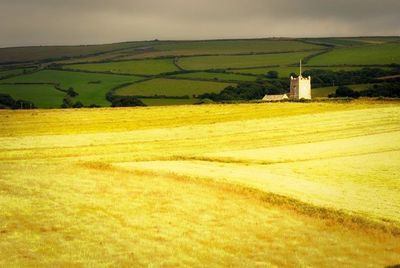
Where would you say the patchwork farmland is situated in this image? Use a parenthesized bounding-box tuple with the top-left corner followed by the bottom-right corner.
(0, 37, 400, 107)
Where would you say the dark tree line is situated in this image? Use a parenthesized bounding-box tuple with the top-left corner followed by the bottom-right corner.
(360, 82, 400, 97)
(110, 96, 146, 107)
(201, 67, 400, 102)
(198, 80, 289, 101)
(106, 90, 146, 107)
(0, 94, 35, 109)
(329, 80, 400, 98)
(302, 67, 397, 88)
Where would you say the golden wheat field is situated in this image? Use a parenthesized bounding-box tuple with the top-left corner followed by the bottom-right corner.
(1, 100, 400, 267)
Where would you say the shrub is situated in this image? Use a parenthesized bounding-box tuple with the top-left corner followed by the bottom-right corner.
(73, 101, 84, 108)
(0, 94, 16, 108)
(88, 104, 101, 108)
(329, 86, 360, 98)
(66, 88, 79, 97)
(359, 82, 400, 98)
(266, 71, 279, 79)
(0, 94, 35, 109)
(195, 98, 215, 105)
(111, 96, 146, 107)
(61, 97, 74, 108)
(15, 100, 36, 109)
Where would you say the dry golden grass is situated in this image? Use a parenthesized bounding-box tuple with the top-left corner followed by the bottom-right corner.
(1, 100, 400, 266)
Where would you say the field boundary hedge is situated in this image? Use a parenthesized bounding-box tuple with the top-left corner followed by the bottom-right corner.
(48, 67, 151, 78)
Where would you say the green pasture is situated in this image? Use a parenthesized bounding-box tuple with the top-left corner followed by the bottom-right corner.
(307, 43, 400, 65)
(0, 41, 152, 64)
(120, 39, 323, 59)
(178, 51, 316, 70)
(170, 71, 256, 81)
(0, 68, 36, 79)
(55, 52, 128, 65)
(116, 78, 233, 97)
(2, 70, 144, 106)
(65, 59, 179, 75)
(0, 84, 65, 108)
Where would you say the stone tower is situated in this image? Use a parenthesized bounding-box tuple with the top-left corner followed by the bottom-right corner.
(290, 60, 312, 100)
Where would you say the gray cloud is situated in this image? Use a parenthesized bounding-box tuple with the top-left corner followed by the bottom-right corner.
(0, 0, 399, 47)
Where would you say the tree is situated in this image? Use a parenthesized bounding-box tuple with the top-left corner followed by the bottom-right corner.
(15, 100, 36, 109)
(61, 97, 74, 108)
(66, 87, 79, 97)
(359, 81, 400, 98)
(0, 94, 35, 109)
(266, 71, 279, 79)
(72, 101, 84, 108)
(0, 94, 16, 108)
(111, 96, 146, 107)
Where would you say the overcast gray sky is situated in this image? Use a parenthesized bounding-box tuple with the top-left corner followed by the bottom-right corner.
(1, 0, 399, 47)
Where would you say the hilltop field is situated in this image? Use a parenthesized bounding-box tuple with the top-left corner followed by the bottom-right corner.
(1, 37, 400, 108)
(1, 100, 400, 266)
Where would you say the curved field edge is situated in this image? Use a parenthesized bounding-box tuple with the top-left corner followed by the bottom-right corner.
(108, 163, 400, 237)
(3, 160, 399, 266)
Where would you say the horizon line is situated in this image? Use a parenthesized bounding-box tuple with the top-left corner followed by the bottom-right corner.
(1, 35, 399, 49)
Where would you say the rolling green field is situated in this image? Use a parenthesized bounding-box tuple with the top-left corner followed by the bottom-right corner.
(116, 78, 232, 97)
(0, 84, 65, 108)
(1, 70, 144, 106)
(1, 101, 400, 266)
(178, 51, 317, 70)
(308, 42, 400, 65)
(64, 58, 179, 75)
(119, 39, 323, 59)
(0, 42, 152, 64)
(0, 68, 36, 79)
(170, 71, 256, 81)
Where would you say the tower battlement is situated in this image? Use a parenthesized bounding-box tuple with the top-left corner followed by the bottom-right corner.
(291, 76, 311, 81)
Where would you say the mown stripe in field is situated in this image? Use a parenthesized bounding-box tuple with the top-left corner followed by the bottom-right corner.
(114, 160, 400, 236)
(116, 147, 400, 230)
(1, 106, 399, 165)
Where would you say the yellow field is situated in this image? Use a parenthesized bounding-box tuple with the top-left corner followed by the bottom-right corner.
(1, 100, 400, 266)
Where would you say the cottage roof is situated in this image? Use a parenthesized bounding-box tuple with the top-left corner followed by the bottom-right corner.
(262, 94, 288, 101)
